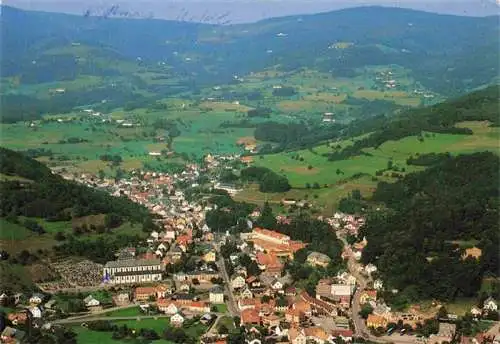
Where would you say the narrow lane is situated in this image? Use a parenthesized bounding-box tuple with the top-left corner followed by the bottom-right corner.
(215, 254, 239, 317)
(339, 235, 417, 344)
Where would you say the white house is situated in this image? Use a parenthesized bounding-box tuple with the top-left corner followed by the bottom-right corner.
(365, 264, 378, 275)
(271, 325, 288, 337)
(470, 306, 482, 317)
(229, 254, 239, 264)
(337, 272, 357, 286)
(45, 300, 56, 309)
(179, 282, 190, 292)
(271, 279, 283, 291)
(289, 328, 307, 344)
(331, 284, 353, 298)
(29, 294, 44, 305)
(483, 297, 498, 312)
(231, 275, 246, 290)
(247, 339, 262, 344)
(171, 313, 185, 327)
(29, 307, 42, 318)
(374, 279, 384, 290)
(240, 288, 254, 300)
(84, 295, 100, 307)
(209, 286, 224, 304)
(115, 293, 130, 305)
(159, 302, 178, 315)
(164, 230, 176, 241)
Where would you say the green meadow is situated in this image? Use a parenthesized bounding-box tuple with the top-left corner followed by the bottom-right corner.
(255, 121, 500, 188)
(1, 61, 435, 171)
(74, 326, 175, 344)
(241, 121, 500, 212)
(73, 317, 207, 344)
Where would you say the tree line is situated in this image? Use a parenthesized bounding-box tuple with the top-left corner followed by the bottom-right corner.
(360, 152, 499, 304)
(240, 166, 291, 193)
(326, 85, 499, 161)
(0, 148, 154, 224)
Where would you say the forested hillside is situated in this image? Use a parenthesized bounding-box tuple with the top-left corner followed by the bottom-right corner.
(2, 5, 498, 102)
(0, 147, 152, 224)
(327, 85, 500, 161)
(360, 152, 499, 304)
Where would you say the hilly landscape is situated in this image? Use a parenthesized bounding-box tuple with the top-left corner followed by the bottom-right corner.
(0, 4, 498, 344)
(1, 6, 498, 179)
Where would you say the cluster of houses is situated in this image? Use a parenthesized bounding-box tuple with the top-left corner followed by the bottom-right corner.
(239, 227, 306, 277)
(13, 155, 493, 344)
(218, 226, 364, 342)
(324, 212, 365, 237)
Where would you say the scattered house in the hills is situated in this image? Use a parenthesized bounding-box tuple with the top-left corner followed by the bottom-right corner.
(483, 297, 498, 312)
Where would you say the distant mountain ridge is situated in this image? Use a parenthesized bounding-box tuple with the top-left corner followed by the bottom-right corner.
(1, 5, 498, 96)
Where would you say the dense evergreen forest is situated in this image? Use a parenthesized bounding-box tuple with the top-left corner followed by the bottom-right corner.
(0, 148, 153, 223)
(360, 152, 499, 303)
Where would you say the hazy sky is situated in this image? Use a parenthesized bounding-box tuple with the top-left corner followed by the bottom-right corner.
(4, 0, 500, 23)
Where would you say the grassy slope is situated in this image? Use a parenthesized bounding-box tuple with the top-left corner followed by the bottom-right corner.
(0, 220, 145, 254)
(0, 218, 31, 240)
(73, 327, 174, 344)
(237, 121, 499, 212)
(255, 121, 499, 187)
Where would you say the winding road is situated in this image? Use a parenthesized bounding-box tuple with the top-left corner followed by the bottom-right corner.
(340, 235, 416, 344)
(339, 236, 371, 339)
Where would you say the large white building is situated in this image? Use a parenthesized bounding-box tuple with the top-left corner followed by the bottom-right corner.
(103, 258, 163, 285)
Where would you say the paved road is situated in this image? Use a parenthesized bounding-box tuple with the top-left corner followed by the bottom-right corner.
(39, 284, 115, 294)
(53, 314, 173, 324)
(55, 311, 225, 325)
(340, 235, 417, 344)
(215, 254, 239, 317)
(339, 236, 370, 339)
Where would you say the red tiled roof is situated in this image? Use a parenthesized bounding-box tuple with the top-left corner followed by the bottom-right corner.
(290, 240, 307, 252)
(187, 301, 208, 309)
(304, 327, 329, 340)
(246, 276, 258, 283)
(157, 299, 178, 307)
(240, 298, 260, 308)
(256, 252, 282, 268)
(333, 329, 353, 338)
(364, 289, 377, 298)
(176, 234, 192, 245)
(135, 287, 157, 296)
(300, 291, 336, 314)
(241, 309, 260, 325)
(254, 227, 289, 240)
